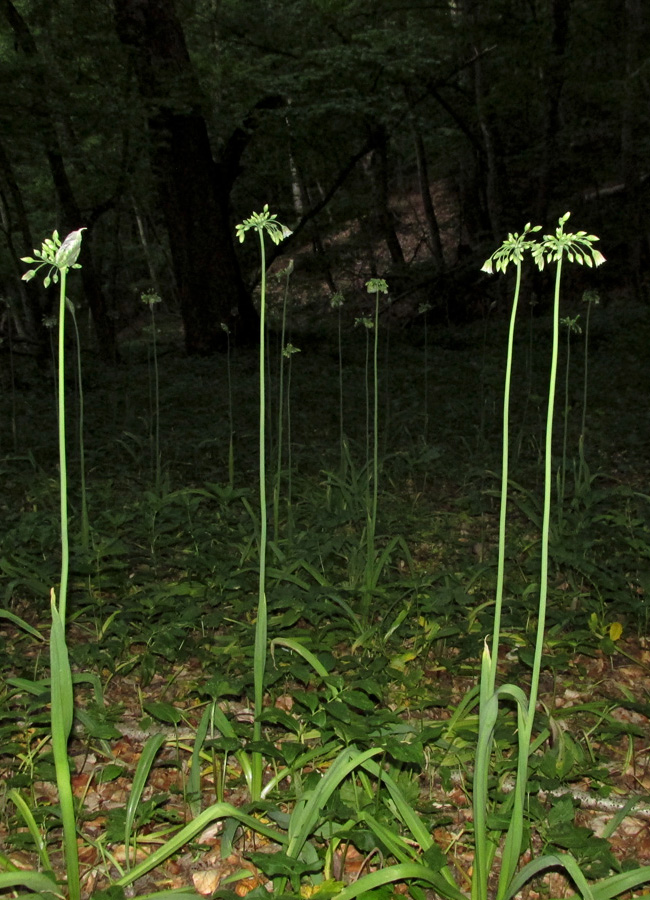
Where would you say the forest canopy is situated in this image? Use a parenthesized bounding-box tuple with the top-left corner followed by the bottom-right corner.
(0, 0, 647, 358)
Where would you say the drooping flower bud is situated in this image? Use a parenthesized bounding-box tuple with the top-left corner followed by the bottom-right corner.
(54, 228, 87, 270)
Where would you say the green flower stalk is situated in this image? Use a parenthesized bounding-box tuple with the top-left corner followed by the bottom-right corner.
(481, 221, 541, 689)
(42, 313, 60, 422)
(473, 214, 605, 900)
(142, 290, 163, 492)
(330, 291, 346, 473)
(273, 258, 294, 542)
(558, 314, 582, 529)
(579, 289, 600, 485)
(354, 314, 374, 478)
(236, 205, 291, 801)
(22, 226, 86, 900)
(326, 216, 650, 900)
(526, 212, 605, 730)
(22, 227, 85, 626)
(67, 298, 90, 552)
(283, 342, 300, 535)
(364, 278, 388, 618)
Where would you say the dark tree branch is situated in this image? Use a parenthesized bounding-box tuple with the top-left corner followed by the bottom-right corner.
(265, 134, 378, 269)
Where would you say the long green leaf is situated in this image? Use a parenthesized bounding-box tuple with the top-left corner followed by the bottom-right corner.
(270, 637, 332, 680)
(361, 759, 433, 852)
(0, 609, 44, 640)
(494, 684, 530, 900)
(8, 789, 51, 871)
(7, 671, 103, 704)
(505, 853, 595, 900)
(114, 801, 286, 888)
(188, 706, 211, 817)
(49, 595, 80, 900)
(589, 867, 650, 900)
(0, 871, 62, 897)
(261, 740, 344, 797)
(599, 797, 639, 840)
(335, 862, 467, 900)
(205, 702, 253, 793)
(125, 732, 166, 868)
(472, 687, 499, 900)
(361, 810, 420, 863)
(286, 746, 383, 860)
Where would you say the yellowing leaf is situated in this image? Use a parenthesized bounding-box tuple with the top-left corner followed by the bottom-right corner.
(609, 622, 623, 641)
(389, 651, 416, 671)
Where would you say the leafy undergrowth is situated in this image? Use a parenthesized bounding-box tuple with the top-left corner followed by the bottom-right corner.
(3, 634, 650, 897)
(1, 299, 650, 897)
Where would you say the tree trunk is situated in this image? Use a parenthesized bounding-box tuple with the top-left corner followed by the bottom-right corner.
(368, 125, 405, 268)
(412, 125, 445, 270)
(114, 0, 258, 354)
(473, 55, 503, 240)
(0, 137, 47, 353)
(621, 0, 648, 296)
(457, 0, 504, 240)
(287, 138, 337, 293)
(535, 0, 572, 224)
(402, 86, 445, 269)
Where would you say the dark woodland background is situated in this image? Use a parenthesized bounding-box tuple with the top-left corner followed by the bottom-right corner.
(0, 0, 648, 359)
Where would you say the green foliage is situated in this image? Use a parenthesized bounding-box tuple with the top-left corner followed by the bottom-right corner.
(235, 206, 292, 801)
(3, 207, 650, 899)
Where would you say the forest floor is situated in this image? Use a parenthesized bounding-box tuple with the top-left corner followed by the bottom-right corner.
(1, 290, 650, 898)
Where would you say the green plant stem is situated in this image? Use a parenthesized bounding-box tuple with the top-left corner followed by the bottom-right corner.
(69, 305, 89, 552)
(559, 322, 572, 530)
(367, 287, 380, 594)
(489, 261, 522, 693)
(526, 254, 563, 740)
(579, 298, 593, 487)
(58, 269, 70, 626)
(55, 266, 80, 900)
(382, 313, 391, 459)
(364, 326, 371, 480)
(266, 324, 273, 476)
(253, 229, 269, 802)
(149, 301, 161, 491)
(286, 350, 295, 536)
(423, 314, 429, 441)
(273, 278, 289, 543)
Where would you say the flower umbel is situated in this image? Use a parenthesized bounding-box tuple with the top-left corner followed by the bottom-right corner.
(560, 314, 582, 335)
(532, 212, 606, 270)
(481, 222, 541, 275)
(141, 290, 162, 307)
(235, 204, 292, 246)
(22, 228, 86, 288)
(366, 278, 388, 294)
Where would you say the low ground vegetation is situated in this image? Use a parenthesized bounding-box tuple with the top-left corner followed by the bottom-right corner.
(1, 224, 650, 899)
